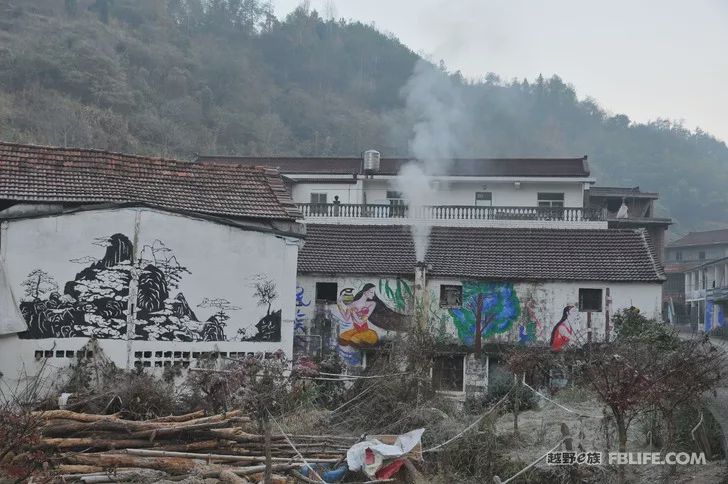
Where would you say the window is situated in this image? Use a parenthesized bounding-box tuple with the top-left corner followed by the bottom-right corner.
(387, 191, 403, 199)
(537, 192, 565, 208)
(439, 285, 462, 308)
(315, 282, 338, 304)
(387, 191, 406, 217)
(475, 191, 492, 207)
(675, 251, 683, 261)
(579, 288, 603, 312)
(310, 193, 328, 215)
(432, 354, 465, 392)
(699, 251, 706, 260)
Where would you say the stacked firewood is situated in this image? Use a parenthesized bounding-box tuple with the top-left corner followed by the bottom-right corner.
(30, 410, 359, 483)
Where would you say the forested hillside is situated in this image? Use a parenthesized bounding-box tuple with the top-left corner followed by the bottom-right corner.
(1, 0, 727, 232)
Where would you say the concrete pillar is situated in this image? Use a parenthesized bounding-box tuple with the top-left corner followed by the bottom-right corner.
(715, 265, 721, 288)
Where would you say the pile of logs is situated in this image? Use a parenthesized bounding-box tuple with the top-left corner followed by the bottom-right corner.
(31, 409, 361, 483)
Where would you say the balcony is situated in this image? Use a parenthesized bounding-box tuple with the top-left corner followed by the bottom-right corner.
(297, 203, 606, 227)
(707, 286, 728, 302)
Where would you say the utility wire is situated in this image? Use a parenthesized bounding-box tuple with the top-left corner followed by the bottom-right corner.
(422, 384, 514, 453)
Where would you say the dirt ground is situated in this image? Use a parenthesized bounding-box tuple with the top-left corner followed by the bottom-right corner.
(493, 390, 727, 483)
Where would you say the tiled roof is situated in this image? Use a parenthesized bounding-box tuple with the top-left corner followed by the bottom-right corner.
(196, 156, 591, 178)
(0, 142, 300, 221)
(299, 225, 665, 282)
(667, 228, 728, 248)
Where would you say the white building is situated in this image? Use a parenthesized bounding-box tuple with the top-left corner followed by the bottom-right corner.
(199, 151, 666, 395)
(0, 142, 303, 391)
(198, 153, 603, 229)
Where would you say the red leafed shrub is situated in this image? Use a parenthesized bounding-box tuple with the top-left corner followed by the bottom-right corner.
(0, 407, 49, 480)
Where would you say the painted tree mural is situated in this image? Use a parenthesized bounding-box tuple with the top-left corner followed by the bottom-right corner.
(22, 270, 58, 301)
(241, 277, 282, 342)
(449, 282, 521, 354)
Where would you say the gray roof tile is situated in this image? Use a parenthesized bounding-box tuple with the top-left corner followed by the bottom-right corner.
(299, 225, 665, 282)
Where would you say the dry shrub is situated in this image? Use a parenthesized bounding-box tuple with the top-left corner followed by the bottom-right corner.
(426, 426, 523, 482)
(60, 343, 178, 418)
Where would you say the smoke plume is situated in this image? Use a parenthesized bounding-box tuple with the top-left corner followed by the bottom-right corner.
(394, 59, 467, 261)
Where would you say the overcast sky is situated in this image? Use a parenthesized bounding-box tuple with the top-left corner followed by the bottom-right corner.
(273, 0, 728, 143)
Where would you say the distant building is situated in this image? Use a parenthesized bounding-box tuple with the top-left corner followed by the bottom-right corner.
(666, 229, 728, 264)
(664, 229, 728, 325)
(0, 142, 303, 389)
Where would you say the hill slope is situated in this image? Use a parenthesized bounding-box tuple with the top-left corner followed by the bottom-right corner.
(0, 0, 727, 233)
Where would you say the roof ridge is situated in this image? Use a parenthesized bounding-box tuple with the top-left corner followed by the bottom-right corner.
(636, 228, 666, 281)
(260, 166, 302, 220)
(0, 140, 180, 163)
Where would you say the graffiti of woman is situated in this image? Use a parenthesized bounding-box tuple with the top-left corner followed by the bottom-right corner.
(336, 283, 408, 348)
(550, 305, 578, 352)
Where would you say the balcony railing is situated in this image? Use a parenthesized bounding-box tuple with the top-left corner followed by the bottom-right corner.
(297, 203, 605, 222)
(707, 286, 728, 301)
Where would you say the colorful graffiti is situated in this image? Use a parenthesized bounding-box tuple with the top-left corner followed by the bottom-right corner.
(550, 305, 578, 351)
(518, 296, 546, 344)
(334, 283, 409, 348)
(705, 301, 726, 332)
(449, 282, 521, 352)
(322, 281, 411, 365)
(378, 279, 413, 313)
(294, 286, 310, 335)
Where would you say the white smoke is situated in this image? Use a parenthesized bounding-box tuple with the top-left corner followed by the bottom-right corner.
(394, 59, 466, 261)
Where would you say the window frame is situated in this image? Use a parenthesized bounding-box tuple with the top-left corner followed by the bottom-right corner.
(310, 193, 328, 215)
(578, 288, 603, 312)
(537, 192, 565, 208)
(439, 284, 463, 308)
(474, 191, 493, 207)
(315, 282, 338, 304)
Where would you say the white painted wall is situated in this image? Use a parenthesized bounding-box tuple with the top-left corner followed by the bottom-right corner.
(292, 182, 362, 205)
(0, 207, 299, 389)
(290, 178, 585, 207)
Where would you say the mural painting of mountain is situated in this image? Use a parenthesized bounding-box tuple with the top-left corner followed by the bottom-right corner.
(18, 233, 245, 342)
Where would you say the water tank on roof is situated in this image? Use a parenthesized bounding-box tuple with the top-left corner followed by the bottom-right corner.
(362, 150, 381, 173)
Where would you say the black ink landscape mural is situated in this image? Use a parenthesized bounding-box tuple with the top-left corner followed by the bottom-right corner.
(18, 233, 282, 342)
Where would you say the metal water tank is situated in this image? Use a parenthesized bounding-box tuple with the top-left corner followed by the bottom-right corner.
(362, 150, 381, 173)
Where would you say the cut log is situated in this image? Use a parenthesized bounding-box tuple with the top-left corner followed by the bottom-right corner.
(149, 410, 205, 422)
(76, 469, 168, 483)
(219, 469, 252, 484)
(34, 410, 121, 422)
(41, 437, 155, 449)
(129, 419, 237, 440)
(62, 453, 201, 475)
